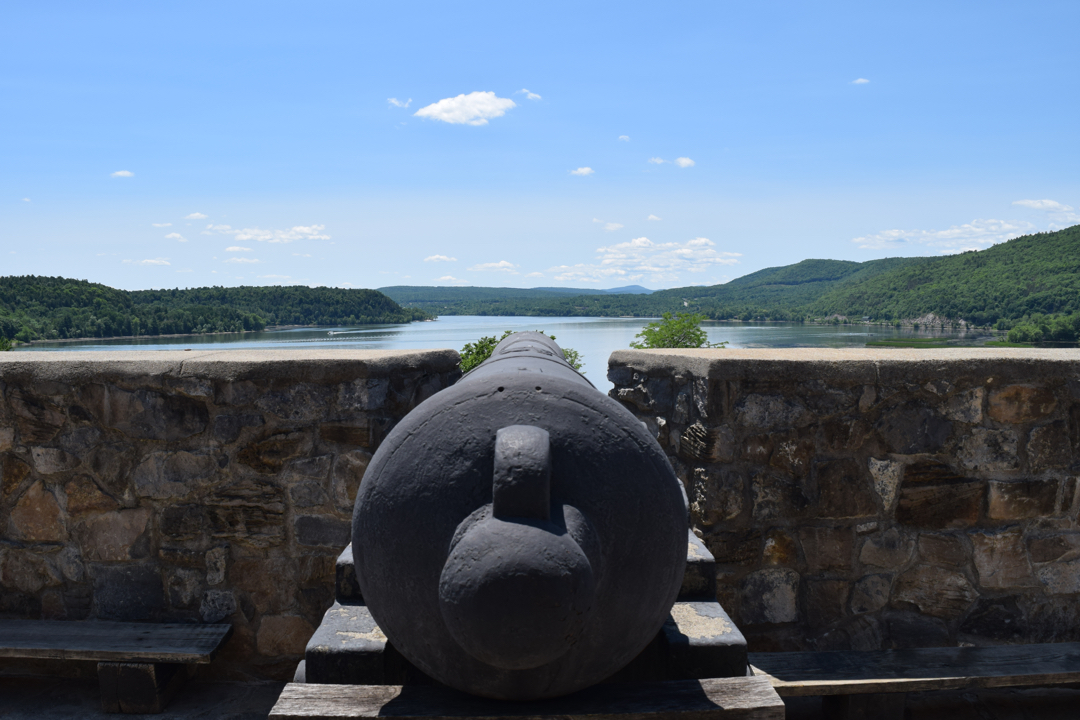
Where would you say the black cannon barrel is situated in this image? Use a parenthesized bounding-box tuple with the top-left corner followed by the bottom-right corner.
(352, 332, 687, 700)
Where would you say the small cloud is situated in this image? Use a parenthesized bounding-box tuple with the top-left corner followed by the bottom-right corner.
(123, 257, 170, 266)
(675, 157, 695, 168)
(21, 198, 30, 202)
(467, 260, 518, 273)
(517, 88, 542, 101)
(647, 214, 662, 221)
(852, 218, 1035, 253)
(424, 254, 457, 262)
(414, 91, 516, 126)
(111, 170, 134, 178)
(852, 78, 870, 84)
(151, 222, 172, 227)
(1013, 199, 1074, 212)
(548, 236, 740, 284)
(388, 97, 412, 108)
(570, 167, 594, 176)
(603, 222, 624, 232)
(648, 157, 666, 164)
(185, 212, 208, 219)
(436, 275, 466, 284)
(205, 223, 330, 243)
(225, 257, 261, 264)
(225, 246, 253, 252)
(618, 135, 630, 142)
(524, 272, 544, 278)
(165, 232, 187, 242)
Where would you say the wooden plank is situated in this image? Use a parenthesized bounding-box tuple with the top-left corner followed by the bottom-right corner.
(0, 620, 232, 664)
(268, 677, 784, 720)
(749, 642, 1080, 697)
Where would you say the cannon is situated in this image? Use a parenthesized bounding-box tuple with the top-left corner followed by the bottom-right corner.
(351, 332, 689, 700)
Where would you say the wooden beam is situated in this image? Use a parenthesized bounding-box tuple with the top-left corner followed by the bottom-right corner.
(0, 620, 232, 664)
(269, 677, 784, 719)
(749, 642, 1080, 697)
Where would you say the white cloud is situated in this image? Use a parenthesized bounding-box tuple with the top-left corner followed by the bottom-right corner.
(603, 222, 624, 232)
(21, 198, 30, 202)
(388, 97, 412, 108)
(225, 257, 261, 264)
(468, 260, 518, 273)
(571, 167, 594, 176)
(436, 275, 467, 284)
(551, 236, 740, 283)
(675, 157, 695, 168)
(414, 91, 516, 126)
(647, 214, 662, 221)
(259, 274, 291, 279)
(424, 254, 457, 262)
(852, 218, 1036, 253)
(123, 258, 170, 266)
(852, 78, 870, 84)
(618, 135, 630, 142)
(152, 222, 172, 227)
(111, 170, 133, 178)
(1013, 199, 1073, 212)
(648, 157, 666, 164)
(165, 232, 187, 242)
(206, 223, 330, 243)
(226, 246, 253, 252)
(185, 212, 208, 219)
(517, 88, 542, 101)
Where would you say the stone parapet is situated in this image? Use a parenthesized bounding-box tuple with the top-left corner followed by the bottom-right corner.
(0, 349, 460, 680)
(608, 348, 1080, 653)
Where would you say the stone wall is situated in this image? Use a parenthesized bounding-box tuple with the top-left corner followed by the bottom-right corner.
(608, 348, 1080, 653)
(0, 350, 459, 680)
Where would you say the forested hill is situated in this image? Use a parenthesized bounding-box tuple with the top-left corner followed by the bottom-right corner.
(0, 277, 429, 343)
(379, 224, 1080, 325)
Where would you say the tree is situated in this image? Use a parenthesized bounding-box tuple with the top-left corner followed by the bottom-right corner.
(459, 330, 585, 373)
(0, 337, 10, 351)
(630, 312, 727, 349)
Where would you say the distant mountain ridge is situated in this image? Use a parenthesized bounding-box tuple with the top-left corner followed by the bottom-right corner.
(382, 225, 1080, 324)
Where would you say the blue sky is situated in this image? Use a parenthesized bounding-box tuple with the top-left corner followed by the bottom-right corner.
(3, 1, 1078, 291)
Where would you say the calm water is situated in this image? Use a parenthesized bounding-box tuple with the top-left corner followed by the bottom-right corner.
(13, 317, 992, 393)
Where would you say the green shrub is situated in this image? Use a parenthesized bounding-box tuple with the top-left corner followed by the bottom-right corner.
(460, 331, 584, 373)
(630, 312, 727, 349)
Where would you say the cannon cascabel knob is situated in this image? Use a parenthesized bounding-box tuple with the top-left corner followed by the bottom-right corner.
(438, 426, 597, 670)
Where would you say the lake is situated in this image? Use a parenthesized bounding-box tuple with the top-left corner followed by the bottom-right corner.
(13, 317, 993, 393)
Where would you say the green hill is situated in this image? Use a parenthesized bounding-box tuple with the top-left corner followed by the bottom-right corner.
(0, 277, 429, 343)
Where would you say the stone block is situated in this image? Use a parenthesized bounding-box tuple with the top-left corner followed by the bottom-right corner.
(859, 528, 915, 569)
(751, 471, 810, 521)
(1027, 533, 1080, 564)
(813, 458, 876, 518)
(30, 447, 80, 474)
(200, 589, 237, 622)
(58, 426, 102, 456)
(892, 565, 977, 619)
(1, 453, 32, 503)
(959, 427, 1019, 472)
(689, 467, 743, 527)
(762, 529, 796, 566)
(86, 443, 137, 498)
(159, 504, 211, 546)
(769, 438, 814, 477)
(133, 451, 217, 499)
(917, 533, 967, 567)
(799, 526, 852, 573)
(960, 596, 1024, 641)
(296, 515, 351, 548)
(883, 610, 950, 649)
(662, 600, 748, 679)
(92, 563, 165, 621)
(896, 461, 982, 529)
(1, 548, 63, 594)
(741, 434, 772, 464)
(971, 528, 1035, 588)
(208, 477, 286, 547)
(874, 402, 952, 454)
(8, 387, 66, 443)
(65, 475, 119, 516)
(337, 378, 391, 413)
(304, 603, 390, 684)
(988, 384, 1057, 424)
(205, 546, 228, 585)
(230, 556, 295, 614)
(805, 579, 849, 625)
(291, 481, 329, 508)
(1035, 557, 1080, 595)
(330, 450, 371, 511)
(75, 507, 151, 562)
(238, 432, 307, 474)
(1027, 422, 1072, 472)
(735, 394, 807, 430)
(213, 413, 264, 443)
(8, 482, 66, 542)
(987, 479, 1058, 520)
(850, 574, 891, 615)
(257, 614, 316, 657)
(166, 568, 202, 609)
(705, 530, 761, 566)
(945, 388, 984, 424)
(740, 568, 799, 625)
(867, 458, 902, 512)
(679, 423, 727, 464)
(0, 426, 14, 452)
(319, 421, 382, 449)
(77, 384, 207, 441)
